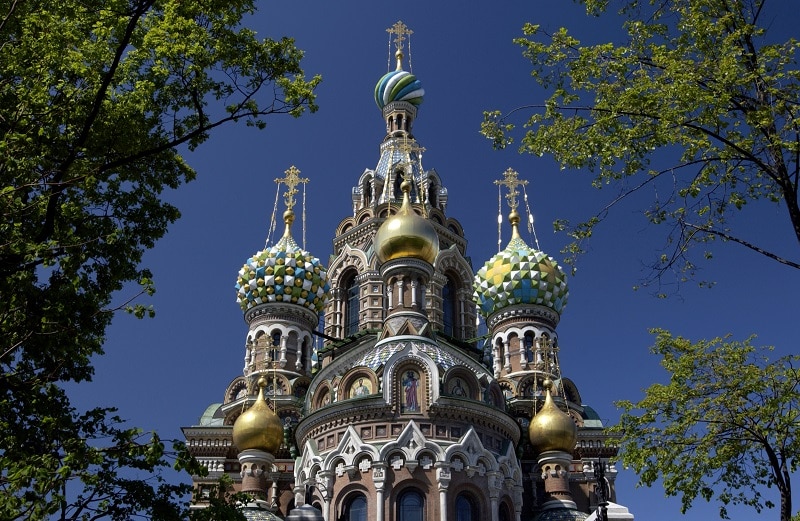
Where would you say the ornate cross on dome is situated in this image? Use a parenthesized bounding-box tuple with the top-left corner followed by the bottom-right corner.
(274, 165, 309, 212)
(397, 135, 425, 177)
(387, 20, 414, 70)
(494, 167, 528, 212)
(387, 20, 413, 54)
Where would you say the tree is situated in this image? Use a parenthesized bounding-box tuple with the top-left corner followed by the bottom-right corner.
(613, 329, 800, 521)
(0, 0, 319, 518)
(481, 0, 800, 290)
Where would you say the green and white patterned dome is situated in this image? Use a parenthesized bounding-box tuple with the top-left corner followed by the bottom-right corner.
(473, 212, 568, 317)
(236, 212, 330, 313)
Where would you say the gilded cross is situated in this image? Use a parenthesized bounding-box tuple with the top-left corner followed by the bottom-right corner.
(274, 165, 309, 211)
(396, 136, 425, 183)
(494, 168, 528, 212)
(387, 20, 413, 54)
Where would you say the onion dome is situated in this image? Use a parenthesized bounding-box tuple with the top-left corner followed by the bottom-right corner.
(374, 178, 439, 264)
(236, 210, 330, 313)
(473, 210, 568, 317)
(529, 379, 577, 454)
(232, 376, 284, 454)
(375, 50, 424, 109)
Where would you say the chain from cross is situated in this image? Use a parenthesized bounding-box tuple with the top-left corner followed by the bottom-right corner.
(387, 20, 413, 53)
(274, 165, 309, 212)
(494, 168, 528, 212)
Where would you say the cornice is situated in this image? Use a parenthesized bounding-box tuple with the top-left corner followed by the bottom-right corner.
(487, 303, 560, 330)
(244, 303, 319, 330)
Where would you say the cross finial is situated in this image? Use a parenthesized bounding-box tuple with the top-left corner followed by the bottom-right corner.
(274, 165, 309, 212)
(387, 20, 413, 53)
(494, 168, 528, 212)
(396, 136, 425, 183)
(387, 21, 413, 70)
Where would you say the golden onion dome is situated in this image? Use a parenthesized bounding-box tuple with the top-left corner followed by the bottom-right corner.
(232, 376, 283, 454)
(375, 178, 439, 264)
(529, 379, 578, 454)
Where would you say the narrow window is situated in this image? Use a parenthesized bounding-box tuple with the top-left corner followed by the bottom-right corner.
(524, 332, 534, 363)
(345, 274, 360, 337)
(442, 278, 455, 337)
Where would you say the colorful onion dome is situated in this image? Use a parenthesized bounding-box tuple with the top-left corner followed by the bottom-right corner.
(473, 210, 568, 317)
(529, 379, 578, 454)
(374, 179, 439, 264)
(374, 69, 424, 109)
(236, 210, 330, 313)
(232, 376, 284, 454)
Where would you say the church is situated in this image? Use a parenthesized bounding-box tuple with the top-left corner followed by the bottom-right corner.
(182, 21, 634, 521)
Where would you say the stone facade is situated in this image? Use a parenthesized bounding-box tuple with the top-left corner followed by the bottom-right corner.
(182, 22, 633, 521)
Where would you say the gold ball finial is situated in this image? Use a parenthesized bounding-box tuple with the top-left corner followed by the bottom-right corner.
(232, 376, 284, 454)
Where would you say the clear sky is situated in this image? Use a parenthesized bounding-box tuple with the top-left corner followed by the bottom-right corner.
(68, 2, 798, 520)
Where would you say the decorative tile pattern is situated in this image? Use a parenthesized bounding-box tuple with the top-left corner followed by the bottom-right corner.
(235, 235, 330, 313)
(473, 236, 568, 317)
(353, 340, 460, 371)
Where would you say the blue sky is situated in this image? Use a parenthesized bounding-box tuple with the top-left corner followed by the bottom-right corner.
(69, 1, 798, 519)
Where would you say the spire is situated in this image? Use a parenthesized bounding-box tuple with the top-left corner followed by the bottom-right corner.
(494, 167, 529, 248)
(274, 165, 309, 245)
(387, 20, 413, 71)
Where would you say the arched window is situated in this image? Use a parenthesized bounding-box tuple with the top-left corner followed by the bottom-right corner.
(499, 502, 511, 521)
(345, 274, 360, 337)
(428, 182, 438, 207)
(455, 493, 478, 521)
(270, 331, 281, 360)
(342, 493, 367, 521)
(393, 170, 404, 200)
(363, 178, 372, 207)
(442, 277, 457, 337)
(299, 337, 308, 372)
(397, 489, 424, 521)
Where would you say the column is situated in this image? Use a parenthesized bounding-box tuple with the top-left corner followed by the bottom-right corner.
(279, 334, 288, 368)
(493, 339, 502, 378)
(487, 471, 501, 521)
(317, 470, 334, 521)
(373, 463, 387, 521)
(436, 463, 451, 521)
(411, 280, 418, 308)
(293, 485, 304, 508)
(397, 280, 404, 308)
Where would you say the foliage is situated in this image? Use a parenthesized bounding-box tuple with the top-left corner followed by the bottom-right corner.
(612, 329, 800, 521)
(482, 0, 800, 290)
(0, 0, 318, 518)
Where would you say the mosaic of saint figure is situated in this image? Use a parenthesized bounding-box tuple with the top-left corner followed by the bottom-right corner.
(352, 378, 371, 397)
(402, 370, 419, 412)
(451, 378, 466, 397)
